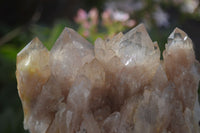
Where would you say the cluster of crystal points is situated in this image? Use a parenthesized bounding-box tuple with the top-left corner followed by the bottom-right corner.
(16, 24, 200, 133)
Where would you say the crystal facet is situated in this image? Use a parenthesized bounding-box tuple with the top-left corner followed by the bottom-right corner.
(16, 24, 200, 133)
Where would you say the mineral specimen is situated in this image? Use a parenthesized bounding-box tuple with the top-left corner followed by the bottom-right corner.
(16, 24, 200, 133)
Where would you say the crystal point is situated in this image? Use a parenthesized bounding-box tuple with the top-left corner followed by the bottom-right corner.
(50, 27, 94, 83)
(16, 24, 200, 133)
(169, 27, 187, 39)
(17, 37, 48, 61)
(167, 27, 193, 50)
(118, 23, 160, 67)
(16, 37, 50, 99)
(16, 37, 50, 133)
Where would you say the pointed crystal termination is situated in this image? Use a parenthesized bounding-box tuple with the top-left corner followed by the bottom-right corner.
(164, 27, 200, 132)
(118, 24, 160, 66)
(16, 37, 50, 101)
(16, 24, 200, 133)
(16, 37, 50, 133)
(50, 27, 94, 84)
(166, 27, 193, 50)
(108, 24, 161, 95)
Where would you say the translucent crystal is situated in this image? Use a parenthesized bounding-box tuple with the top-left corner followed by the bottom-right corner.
(16, 37, 50, 133)
(16, 24, 200, 133)
(50, 28, 94, 84)
(118, 24, 160, 66)
(167, 27, 193, 50)
(164, 28, 197, 108)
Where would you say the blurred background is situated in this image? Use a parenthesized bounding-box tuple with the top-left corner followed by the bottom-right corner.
(0, 0, 200, 132)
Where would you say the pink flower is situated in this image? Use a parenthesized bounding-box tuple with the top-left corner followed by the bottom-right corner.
(83, 21, 90, 29)
(74, 9, 87, 23)
(102, 9, 112, 25)
(89, 8, 99, 25)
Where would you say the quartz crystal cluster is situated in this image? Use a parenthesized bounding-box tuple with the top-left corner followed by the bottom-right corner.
(16, 24, 200, 133)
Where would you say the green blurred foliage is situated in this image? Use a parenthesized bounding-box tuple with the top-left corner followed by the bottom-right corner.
(0, 48, 28, 133)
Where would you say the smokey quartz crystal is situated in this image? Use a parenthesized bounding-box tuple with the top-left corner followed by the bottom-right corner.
(16, 24, 200, 133)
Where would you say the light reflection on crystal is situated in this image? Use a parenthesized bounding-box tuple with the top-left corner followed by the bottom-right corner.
(24, 56, 30, 67)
